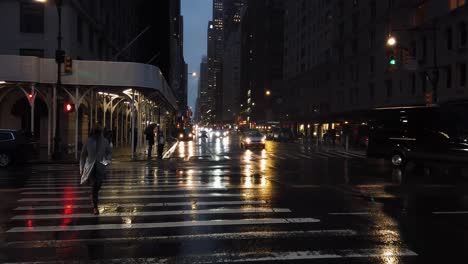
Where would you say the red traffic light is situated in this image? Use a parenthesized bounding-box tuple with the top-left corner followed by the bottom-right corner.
(64, 103, 74, 112)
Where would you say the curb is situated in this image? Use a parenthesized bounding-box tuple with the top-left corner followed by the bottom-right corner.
(163, 140, 179, 159)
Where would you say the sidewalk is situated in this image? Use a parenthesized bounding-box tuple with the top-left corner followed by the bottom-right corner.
(27, 140, 178, 164)
(296, 137, 367, 156)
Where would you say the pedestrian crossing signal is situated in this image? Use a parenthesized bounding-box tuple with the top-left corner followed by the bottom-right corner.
(64, 103, 74, 113)
(64, 56, 73, 74)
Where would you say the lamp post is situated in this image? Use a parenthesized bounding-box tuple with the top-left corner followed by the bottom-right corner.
(35, 0, 63, 158)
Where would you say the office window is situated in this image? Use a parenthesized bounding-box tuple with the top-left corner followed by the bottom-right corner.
(369, 56, 375, 74)
(77, 15, 83, 43)
(446, 66, 452, 88)
(422, 36, 427, 62)
(20, 2, 44, 33)
(19, 48, 44, 58)
(89, 26, 94, 52)
(446, 27, 453, 50)
(450, 0, 466, 10)
(459, 21, 467, 47)
(460, 63, 467, 86)
(386, 80, 393, 98)
(352, 39, 358, 55)
(370, 0, 376, 21)
(411, 73, 416, 95)
(352, 13, 359, 33)
(369, 83, 375, 101)
(421, 72, 427, 93)
(369, 29, 376, 49)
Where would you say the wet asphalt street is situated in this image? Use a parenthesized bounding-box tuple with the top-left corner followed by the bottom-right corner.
(1, 133, 468, 263)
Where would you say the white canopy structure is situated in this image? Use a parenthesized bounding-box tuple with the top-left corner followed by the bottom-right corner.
(0, 55, 177, 109)
(0, 55, 177, 160)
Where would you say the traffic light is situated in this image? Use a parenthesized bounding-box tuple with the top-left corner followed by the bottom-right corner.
(64, 55, 73, 74)
(64, 103, 74, 113)
(387, 49, 398, 72)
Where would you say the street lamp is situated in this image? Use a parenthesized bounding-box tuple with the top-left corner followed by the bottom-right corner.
(35, 0, 64, 159)
(265, 90, 271, 96)
(191, 72, 197, 77)
(386, 35, 397, 46)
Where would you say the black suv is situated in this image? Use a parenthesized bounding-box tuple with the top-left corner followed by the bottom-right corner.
(367, 105, 468, 168)
(0, 129, 38, 168)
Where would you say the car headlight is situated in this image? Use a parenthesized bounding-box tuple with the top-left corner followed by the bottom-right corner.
(179, 134, 183, 138)
(261, 137, 266, 142)
(246, 138, 251, 144)
(216, 132, 220, 137)
(189, 133, 192, 137)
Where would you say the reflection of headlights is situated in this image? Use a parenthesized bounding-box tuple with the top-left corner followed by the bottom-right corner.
(215, 132, 220, 137)
(246, 138, 251, 144)
(179, 134, 183, 138)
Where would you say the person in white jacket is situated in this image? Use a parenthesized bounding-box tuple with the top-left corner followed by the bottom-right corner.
(80, 123, 112, 215)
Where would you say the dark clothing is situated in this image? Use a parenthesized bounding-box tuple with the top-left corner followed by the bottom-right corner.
(90, 166, 103, 209)
(157, 144, 164, 159)
(145, 127, 155, 158)
(157, 132, 165, 159)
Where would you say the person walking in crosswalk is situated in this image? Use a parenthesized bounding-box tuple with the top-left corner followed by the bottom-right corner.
(80, 123, 112, 215)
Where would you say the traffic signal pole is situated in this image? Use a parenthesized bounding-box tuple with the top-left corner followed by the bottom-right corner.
(53, 0, 63, 159)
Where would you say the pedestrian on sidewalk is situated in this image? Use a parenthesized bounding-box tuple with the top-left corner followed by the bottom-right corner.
(157, 128, 165, 159)
(80, 123, 112, 215)
(145, 123, 156, 159)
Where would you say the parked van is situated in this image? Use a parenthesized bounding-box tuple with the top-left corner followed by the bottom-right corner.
(366, 104, 468, 168)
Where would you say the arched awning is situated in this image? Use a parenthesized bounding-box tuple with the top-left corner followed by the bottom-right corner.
(0, 55, 177, 110)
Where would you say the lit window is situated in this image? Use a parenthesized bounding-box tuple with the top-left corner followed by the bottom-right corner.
(450, 0, 466, 10)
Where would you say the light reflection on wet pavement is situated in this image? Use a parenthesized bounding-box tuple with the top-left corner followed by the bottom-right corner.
(1, 134, 468, 263)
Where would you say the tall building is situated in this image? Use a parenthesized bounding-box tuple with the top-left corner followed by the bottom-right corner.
(207, 0, 225, 124)
(196, 56, 209, 123)
(169, 0, 188, 113)
(240, 0, 285, 125)
(222, 0, 244, 123)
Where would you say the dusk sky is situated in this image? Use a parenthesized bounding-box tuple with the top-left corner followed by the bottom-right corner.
(181, 0, 212, 113)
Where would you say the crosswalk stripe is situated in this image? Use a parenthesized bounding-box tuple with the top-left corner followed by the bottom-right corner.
(21, 187, 231, 194)
(14, 200, 267, 211)
(6, 229, 357, 248)
(25, 177, 241, 184)
(335, 151, 366, 158)
(6, 218, 320, 233)
(19, 184, 267, 191)
(24, 180, 230, 187)
(12, 208, 291, 220)
(18, 193, 245, 202)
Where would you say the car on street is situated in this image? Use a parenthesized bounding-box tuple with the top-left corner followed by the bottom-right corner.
(0, 129, 38, 168)
(178, 128, 194, 141)
(272, 128, 293, 142)
(240, 130, 266, 149)
(367, 104, 468, 168)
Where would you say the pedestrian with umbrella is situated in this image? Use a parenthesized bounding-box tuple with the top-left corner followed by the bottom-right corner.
(80, 123, 112, 215)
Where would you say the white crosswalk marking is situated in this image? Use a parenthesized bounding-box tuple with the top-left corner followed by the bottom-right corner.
(5, 163, 417, 263)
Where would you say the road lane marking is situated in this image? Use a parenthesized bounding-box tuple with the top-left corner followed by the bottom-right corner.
(328, 212, 370, 216)
(12, 208, 291, 220)
(211, 249, 418, 262)
(335, 151, 366, 158)
(18, 193, 245, 202)
(6, 229, 357, 248)
(432, 211, 468, 215)
(6, 218, 320, 233)
(14, 200, 267, 211)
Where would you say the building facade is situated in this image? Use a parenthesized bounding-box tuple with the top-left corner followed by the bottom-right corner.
(0, 0, 180, 158)
(221, 0, 244, 123)
(196, 56, 209, 123)
(282, 0, 467, 136)
(240, 0, 285, 125)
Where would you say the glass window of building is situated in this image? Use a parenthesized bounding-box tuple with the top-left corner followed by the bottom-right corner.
(20, 2, 44, 33)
